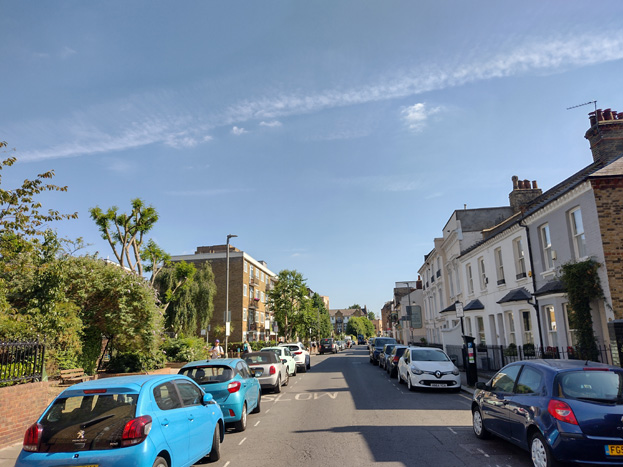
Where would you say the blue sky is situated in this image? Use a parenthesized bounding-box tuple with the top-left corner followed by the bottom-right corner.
(2, 1, 623, 316)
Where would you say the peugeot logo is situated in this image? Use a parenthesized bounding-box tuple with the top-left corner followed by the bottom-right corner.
(435, 370, 442, 379)
(76, 430, 85, 440)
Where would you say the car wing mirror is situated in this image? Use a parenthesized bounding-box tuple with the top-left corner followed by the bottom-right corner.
(281, 359, 287, 364)
(202, 393, 215, 405)
(475, 382, 488, 390)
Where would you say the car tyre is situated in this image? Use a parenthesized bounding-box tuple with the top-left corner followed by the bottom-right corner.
(251, 391, 261, 414)
(530, 432, 559, 467)
(234, 402, 247, 432)
(208, 423, 221, 462)
(398, 372, 405, 384)
(153, 456, 168, 467)
(274, 375, 281, 393)
(284, 370, 290, 386)
(472, 407, 490, 440)
(306, 358, 311, 370)
(407, 375, 416, 392)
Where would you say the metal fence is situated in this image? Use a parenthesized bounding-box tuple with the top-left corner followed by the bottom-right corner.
(0, 340, 46, 384)
(444, 343, 614, 373)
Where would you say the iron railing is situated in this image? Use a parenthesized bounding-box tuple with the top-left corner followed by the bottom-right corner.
(0, 340, 46, 384)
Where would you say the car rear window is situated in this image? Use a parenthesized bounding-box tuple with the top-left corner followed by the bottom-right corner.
(374, 338, 396, 348)
(179, 365, 234, 384)
(244, 352, 278, 364)
(558, 369, 623, 402)
(320, 338, 333, 344)
(39, 393, 137, 452)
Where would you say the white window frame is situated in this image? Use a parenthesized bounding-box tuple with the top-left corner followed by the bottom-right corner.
(521, 310, 534, 345)
(506, 312, 516, 345)
(244, 261, 248, 273)
(478, 257, 487, 290)
(569, 207, 587, 260)
(513, 237, 526, 279)
(243, 284, 247, 296)
(540, 224, 554, 270)
(476, 316, 486, 345)
(243, 308, 247, 321)
(543, 305, 558, 347)
(466, 264, 474, 295)
(494, 248, 505, 285)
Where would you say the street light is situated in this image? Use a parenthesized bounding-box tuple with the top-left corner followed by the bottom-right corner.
(225, 234, 237, 357)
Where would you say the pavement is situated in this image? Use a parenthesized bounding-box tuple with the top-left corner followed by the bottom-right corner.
(0, 367, 496, 466)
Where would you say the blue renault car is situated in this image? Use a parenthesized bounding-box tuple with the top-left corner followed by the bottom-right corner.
(15, 374, 224, 467)
(179, 358, 261, 432)
(472, 359, 623, 467)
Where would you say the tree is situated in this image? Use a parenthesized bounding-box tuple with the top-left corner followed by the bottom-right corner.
(154, 262, 216, 336)
(0, 142, 78, 237)
(367, 311, 376, 321)
(268, 270, 309, 341)
(89, 198, 158, 276)
(349, 304, 361, 310)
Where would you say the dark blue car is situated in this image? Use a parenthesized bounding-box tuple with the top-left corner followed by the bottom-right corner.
(472, 359, 623, 466)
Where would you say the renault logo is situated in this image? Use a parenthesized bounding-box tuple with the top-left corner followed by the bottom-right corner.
(435, 370, 442, 378)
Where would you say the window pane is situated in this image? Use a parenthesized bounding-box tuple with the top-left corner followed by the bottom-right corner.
(515, 366, 543, 394)
(491, 365, 522, 392)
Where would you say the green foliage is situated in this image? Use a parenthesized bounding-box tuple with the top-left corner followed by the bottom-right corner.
(267, 270, 309, 341)
(367, 311, 376, 321)
(560, 259, 603, 361)
(346, 316, 375, 337)
(504, 343, 518, 356)
(0, 143, 78, 237)
(106, 350, 164, 373)
(162, 336, 207, 362)
(89, 198, 158, 276)
(349, 304, 361, 310)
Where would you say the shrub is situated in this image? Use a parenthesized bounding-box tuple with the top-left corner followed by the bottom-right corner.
(162, 336, 207, 362)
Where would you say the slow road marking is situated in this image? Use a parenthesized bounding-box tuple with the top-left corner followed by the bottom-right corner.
(263, 392, 338, 402)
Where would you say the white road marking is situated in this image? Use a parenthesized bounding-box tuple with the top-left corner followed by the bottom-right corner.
(477, 448, 490, 458)
(448, 427, 457, 434)
(223, 462, 230, 467)
(238, 437, 247, 446)
(265, 409, 270, 413)
(254, 420, 261, 427)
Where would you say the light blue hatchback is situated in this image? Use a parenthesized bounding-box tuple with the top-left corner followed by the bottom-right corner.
(15, 374, 224, 467)
(179, 358, 261, 432)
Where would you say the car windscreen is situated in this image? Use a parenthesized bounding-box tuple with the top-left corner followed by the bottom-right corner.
(179, 365, 234, 384)
(374, 338, 396, 348)
(558, 369, 623, 402)
(383, 344, 396, 353)
(411, 348, 449, 362)
(38, 393, 138, 452)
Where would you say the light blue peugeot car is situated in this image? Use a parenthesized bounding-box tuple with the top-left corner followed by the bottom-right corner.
(179, 358, 261, 432)
(15, 374, 224, 467)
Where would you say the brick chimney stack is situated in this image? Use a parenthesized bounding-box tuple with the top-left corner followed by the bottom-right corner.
(509, 175, 542, 213)
(585, 108, 623, 164)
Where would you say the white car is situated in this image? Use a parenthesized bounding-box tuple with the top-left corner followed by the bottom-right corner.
(397, 347, 461, 392)
(261, 346, 297, 376)
(278, 342, 311, 372)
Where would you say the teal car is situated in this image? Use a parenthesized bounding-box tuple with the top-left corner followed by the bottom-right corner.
(16, 374, 223, 467)
(179, 358, 261, 432)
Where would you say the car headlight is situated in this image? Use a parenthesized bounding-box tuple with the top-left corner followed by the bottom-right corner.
(452, 367, 460, 376)
(411, 366, 423, 375)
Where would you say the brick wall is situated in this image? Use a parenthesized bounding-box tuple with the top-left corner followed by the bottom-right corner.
(591, 176, 623, 319)
(0, 381, 50, 450)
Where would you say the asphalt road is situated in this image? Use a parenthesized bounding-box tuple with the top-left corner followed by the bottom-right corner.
(207, 346, 533, 467)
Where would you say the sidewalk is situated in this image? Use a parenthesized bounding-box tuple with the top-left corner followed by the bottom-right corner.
(460, 368, 494, 395)
(0, 442, 20, 467)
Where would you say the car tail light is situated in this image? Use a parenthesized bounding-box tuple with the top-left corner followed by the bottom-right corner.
(548, 400, 578, 425)
(227, 381, 242, 393)
(393, 356, 399, 362)
(269, 365, 276, 375)
(23, 423, 43, 452)
(121, 415, 152, 447)
(294, 351, 302, 355)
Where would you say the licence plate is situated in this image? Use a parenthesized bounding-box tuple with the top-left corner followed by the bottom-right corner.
(606, 445, 623, 456)
(431, 383, 447, 387)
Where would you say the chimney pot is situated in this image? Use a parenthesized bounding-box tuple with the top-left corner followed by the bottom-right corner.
(523, 179, 530, 189)
(597, 109, 604, 121)
(512, 175, 519, 190)
(604, 109, 613, 120)
(532, 180, 538, 189)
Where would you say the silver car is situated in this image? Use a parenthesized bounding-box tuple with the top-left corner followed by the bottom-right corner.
(243, 351, 289, 393)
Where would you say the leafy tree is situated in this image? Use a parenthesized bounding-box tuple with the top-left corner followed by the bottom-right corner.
(268, 270, 309, 341)
(0, 142, 78, 237)
(349, 304, 361, 310)
(154, 262, 216, 336)
(367, 311, 376, 321)
(89, 198, 158, 276)
(347, 316, 375, 337)
(307, 292, 332, 340)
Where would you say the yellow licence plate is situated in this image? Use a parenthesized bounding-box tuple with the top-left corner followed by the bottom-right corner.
(605, 445, 623, 456)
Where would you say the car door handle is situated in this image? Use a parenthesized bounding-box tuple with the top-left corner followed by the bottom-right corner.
(161, 418, 169, 427)
(188, 414, 195, 422)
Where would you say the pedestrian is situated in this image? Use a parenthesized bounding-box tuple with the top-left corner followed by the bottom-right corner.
(210, 339, 224, 359)
(242, 340, 250, 355)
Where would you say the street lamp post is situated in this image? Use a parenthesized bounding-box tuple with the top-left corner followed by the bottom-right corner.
(225, 234, 237, 357)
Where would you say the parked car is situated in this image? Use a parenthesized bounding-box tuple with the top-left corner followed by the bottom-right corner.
(386, 345, 408, 378)
(369, 337, 397, 365)
(472, 359, 623, 467)
(397, 346, 460, 391)
(278, 342, 311, 372)
(243, 351, 288, 393)
(261, 346, 297, 376)
(378, 343, 397, 370)
(357, 335, 366, 345)
(319, 338, 337, 354)
(178, 358, 260, 432)
(15, 374, 223, 467)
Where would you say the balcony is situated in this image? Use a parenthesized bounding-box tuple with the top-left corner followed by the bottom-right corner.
(249, 298, 260, 309)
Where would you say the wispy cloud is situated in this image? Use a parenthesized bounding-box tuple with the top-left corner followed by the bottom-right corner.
(231, 126, 247, 135)
(13, 31, 623, 161)
(401, 103, 443, 132)
(259, 120, 282, 127)
(60, 46, 77, 59)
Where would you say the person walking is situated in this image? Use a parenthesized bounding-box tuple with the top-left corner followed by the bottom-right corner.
(242, 340, 250, 355)
(210, 339, 225, 359)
